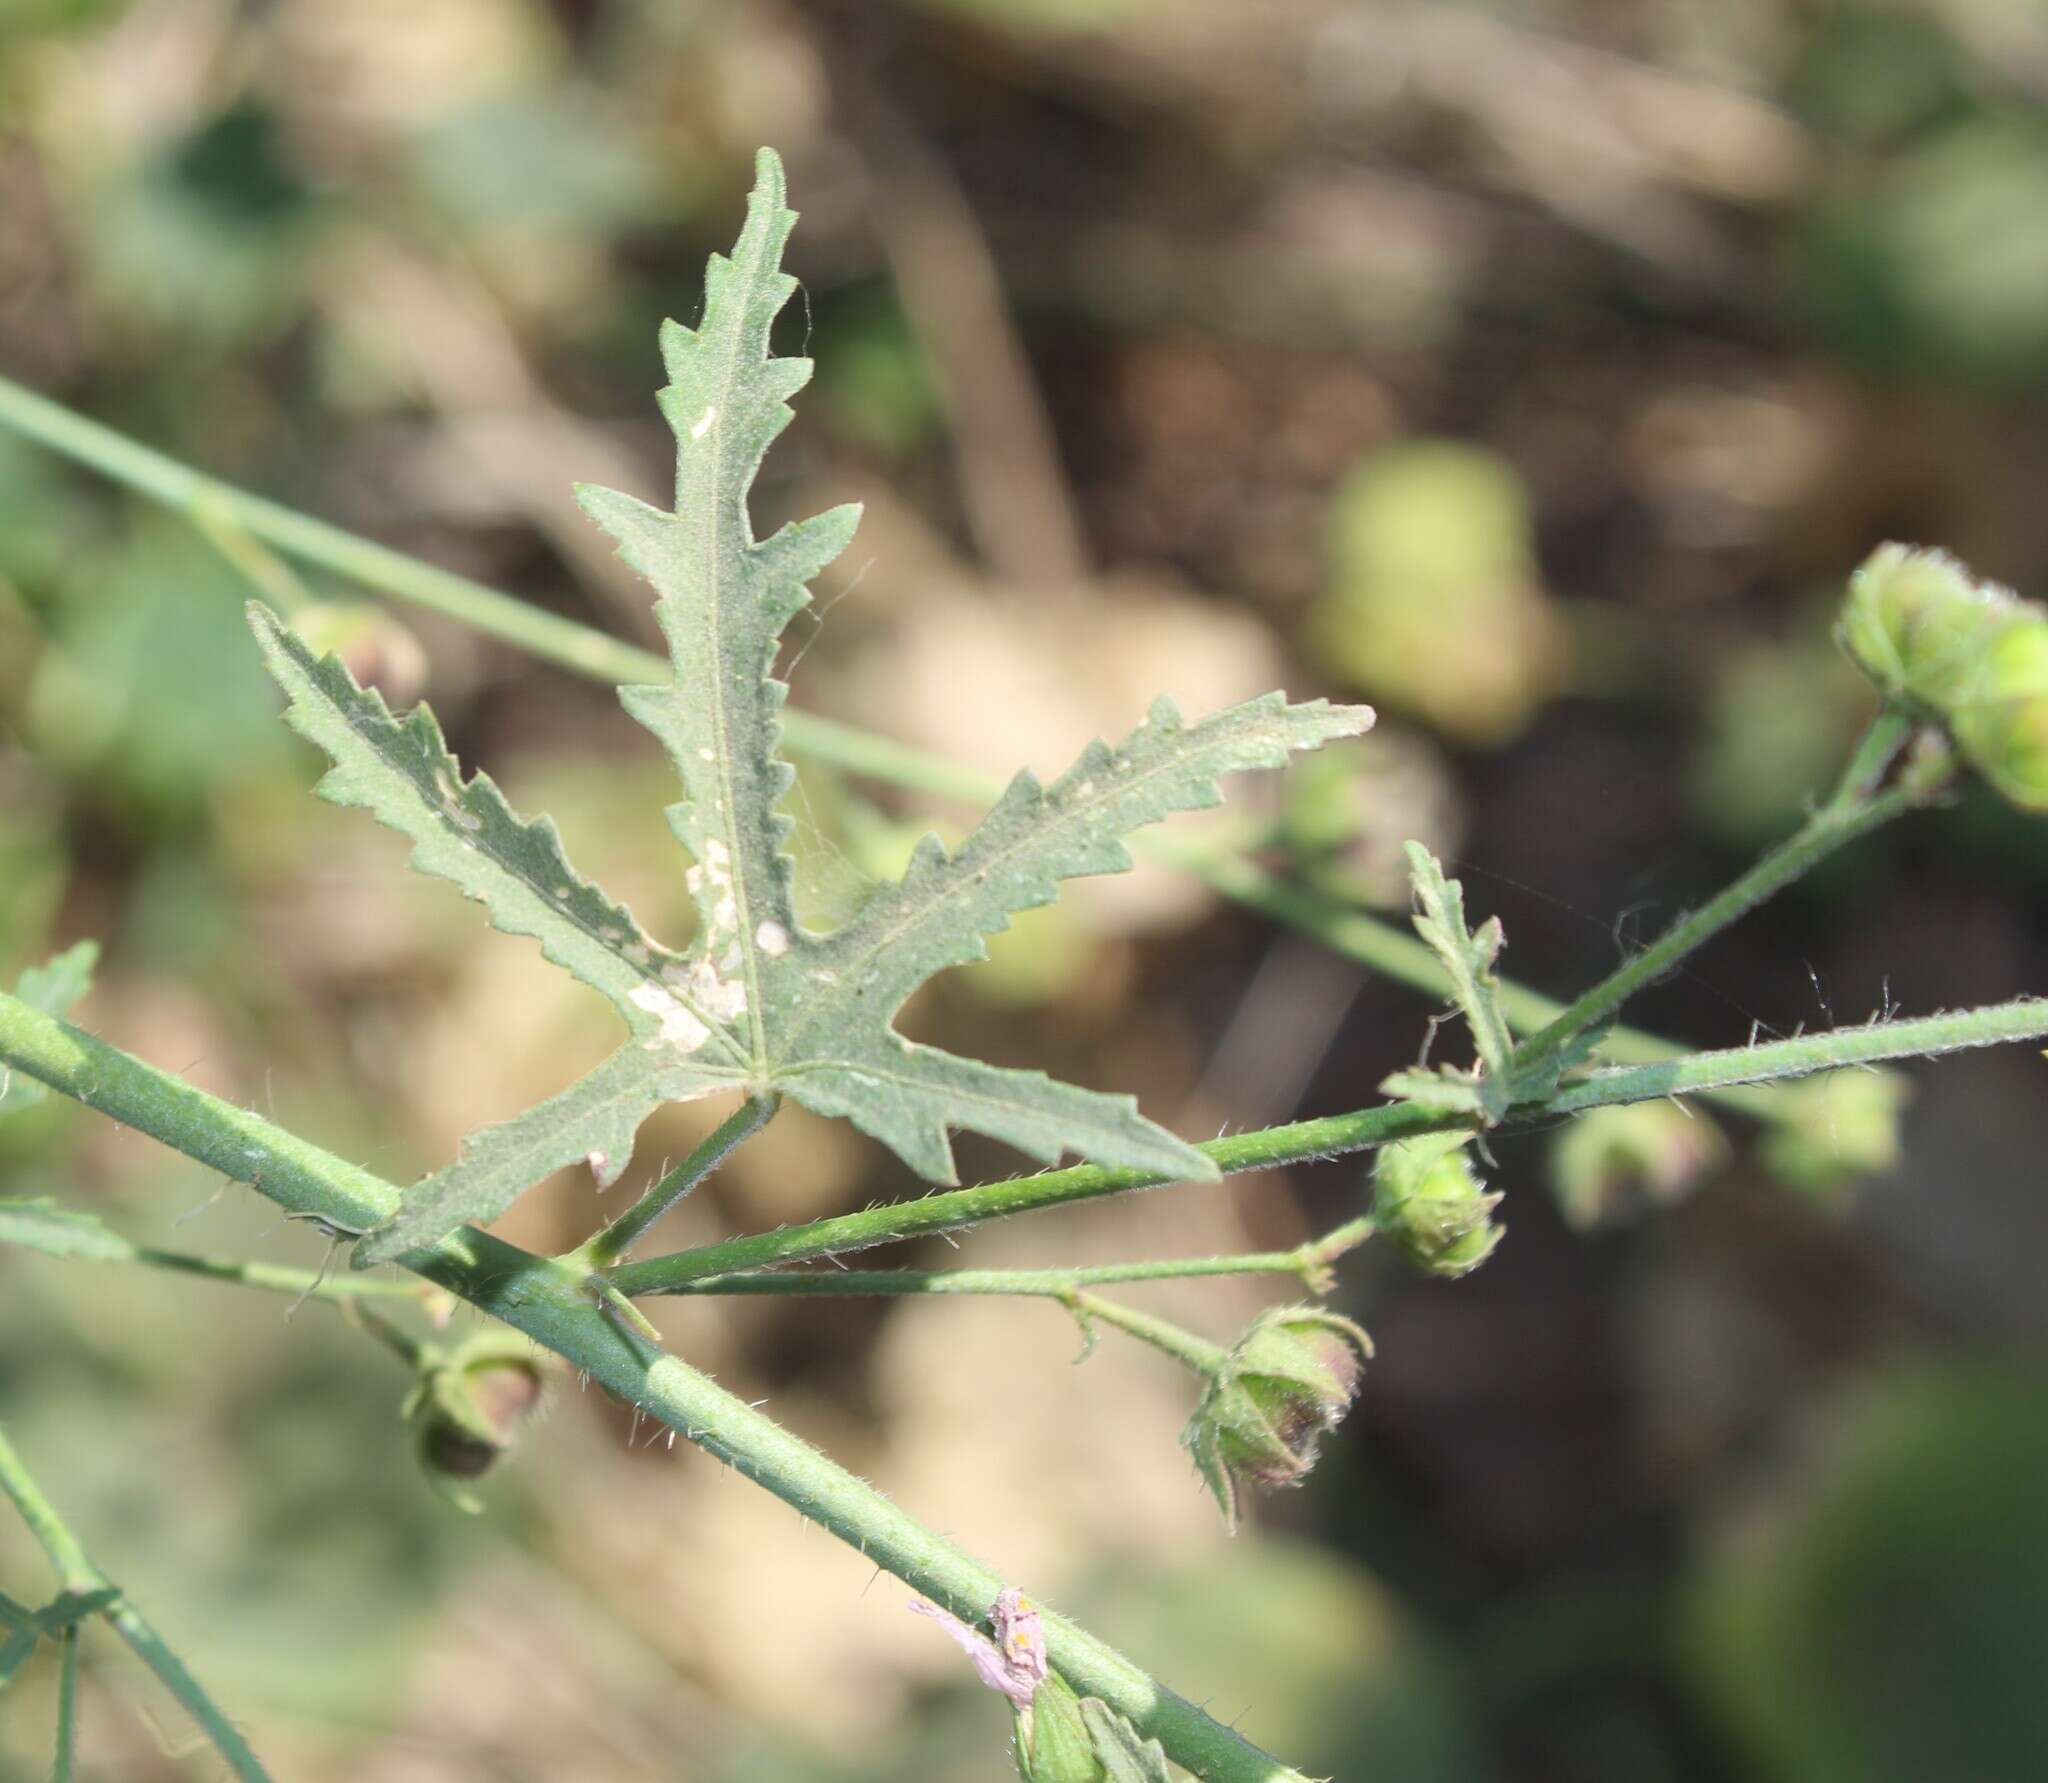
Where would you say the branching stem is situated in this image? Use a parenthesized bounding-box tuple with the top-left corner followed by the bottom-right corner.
(0, 1422, 272, 1783)
(654, 1217, 1376, 1301)
(1512, 708, 1927, 1079)
(579, 1095, 776, 1269)
(0, 991, 1310, 1783)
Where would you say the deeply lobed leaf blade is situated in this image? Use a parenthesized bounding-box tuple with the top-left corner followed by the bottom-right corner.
(577, 148, 855, 1066)
(247, 604, 743, 1063)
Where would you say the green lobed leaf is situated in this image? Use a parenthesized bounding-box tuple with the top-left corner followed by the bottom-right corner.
(262, 148, 1372, 1261)
(0, 943, 96, 1121)
(0, 1198, 137, 1263)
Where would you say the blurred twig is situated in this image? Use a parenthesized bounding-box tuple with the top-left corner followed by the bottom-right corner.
(0, 1422, 273, 1783)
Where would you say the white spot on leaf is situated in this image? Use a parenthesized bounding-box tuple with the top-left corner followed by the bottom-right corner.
(691, 406, 717, 439)
(630, 982, 711, 1055)
(755, 919, 790, 957)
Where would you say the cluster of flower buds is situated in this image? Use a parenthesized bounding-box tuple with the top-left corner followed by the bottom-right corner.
(1180, 1305, 1373, 1531)
(1371, 1132, 1503, 1276)
(402, 1332, 547, 1512)
(1838, 544, 2048, 810)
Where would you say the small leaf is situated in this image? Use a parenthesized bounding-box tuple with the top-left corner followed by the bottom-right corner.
(1376, 1068, 1485, 1117)
(1403, 843, 1514, 1120)
(0, 1198, 136, 1263)
(1081, 1697, 1175, 1783)
(0, 943, 97, 1121)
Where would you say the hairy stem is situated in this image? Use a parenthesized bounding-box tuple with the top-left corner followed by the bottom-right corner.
(1513, 709, 1924, 1079)
(612, 1102, 1458, 1293)
(1545, 999, 2048, 1112)
(0, 991, 1308, 1783)
(1068, 1294, 1230, 1373)
(77, 1237, 427, 1306)
(612, 994, 2048, 1295)
(0, 1422, 272, 1783)
(638, 1220, 1374, 1301)
(580, 1095, 776, 1268)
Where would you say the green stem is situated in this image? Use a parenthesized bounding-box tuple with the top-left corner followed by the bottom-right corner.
(632, 1219, 1376, 1301)
(611, 1101, 1459, 1294)
(0, 992, 1308, 1783)
(0, 1421, 272, 1783)
(1513, 709, 1923, 1080)
(119, 1242, 427, 1305)
(0, 1425, 95, 1593)
(1546, 999, 2048, 1112)
(52, 1621, 79, 1783)
(1142, 842, 1787, 1120)
(581, 1095, 776, 1269)
(1068, 1294, 1229, 1373)
(613, 994, 2048, 1296)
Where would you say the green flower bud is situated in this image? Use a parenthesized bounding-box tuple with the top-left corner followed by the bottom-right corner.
(1951, 613, 2048, 811)
(1372, 1133, 1503, 1276)
(1758, 1069, 1911, 1200)
(1018, 1672, 1104, 1783)
(1838, 544, 2013, 710)
(404, 1334, 547, 1512)
(1549, 1102, 1728, 1228)
(1183, 1305, 1372, 1530)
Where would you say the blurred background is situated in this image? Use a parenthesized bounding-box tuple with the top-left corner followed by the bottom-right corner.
(3, 0, 2048, 1778)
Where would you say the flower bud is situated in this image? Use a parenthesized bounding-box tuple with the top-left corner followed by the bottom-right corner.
(1183, 1305, 1372, 1530)
(405, 1334, 546, 1511)
(1372, 1133, 1503, 1276)
(1017, 1673, 1103, 1783)
(1838, 545, 2012, 710)
(1550, 1102, 1728, 1228)
(1951, 612, 2048, 811)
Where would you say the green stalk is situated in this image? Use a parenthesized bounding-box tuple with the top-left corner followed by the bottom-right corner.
(611, 993, 2048, 1296)
(0, 1422, 272, 1783)
(92, 1241, 427, 1305)
(580, 1095, 776, 1268)
(611, 1102, 1458, 1294)
(656, 1218, 1375, 1300)
(52, 1621, 79, 1783)
(1512, 710, 1922, 1079)
(1545, 1000, 2048, 1113)
(0, 991, 1308, 1783)
(1067, 1294, 1230, 1374)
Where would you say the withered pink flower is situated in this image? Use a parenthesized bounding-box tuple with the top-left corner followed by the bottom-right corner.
(909, 1586, 1048, 1711)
